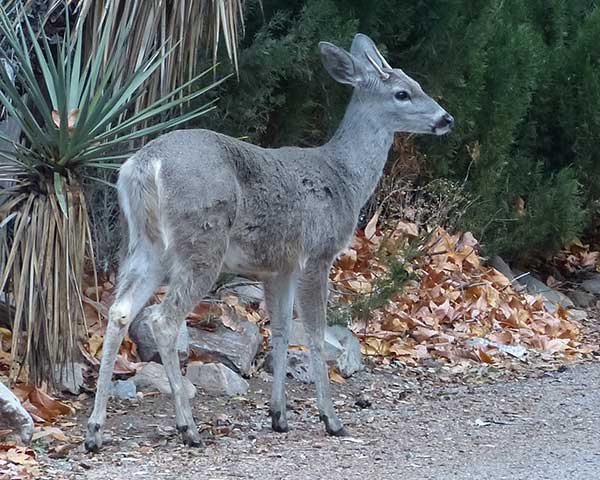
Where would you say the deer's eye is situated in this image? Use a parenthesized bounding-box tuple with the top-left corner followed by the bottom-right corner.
(394, 90, 410, 101)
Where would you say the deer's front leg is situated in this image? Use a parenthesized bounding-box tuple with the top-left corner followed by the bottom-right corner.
(85, 304, 131, 452)
(297, 261, 348, 436)
(264, 272, 296, 432)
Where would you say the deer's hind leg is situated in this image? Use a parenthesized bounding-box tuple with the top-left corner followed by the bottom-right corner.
(149, 218, 229, 447)
(85, 243, 163, 452)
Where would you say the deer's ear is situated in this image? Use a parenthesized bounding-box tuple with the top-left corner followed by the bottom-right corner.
(319, 42, 365, 86)
(351, 33, 391, 74)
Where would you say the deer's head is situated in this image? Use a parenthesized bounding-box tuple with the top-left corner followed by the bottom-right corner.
(320, 34, 453, 136)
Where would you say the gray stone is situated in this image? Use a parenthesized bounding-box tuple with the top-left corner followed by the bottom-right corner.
(489, 256, 516, 282)
(289, 320, 344, 361)
(568, 309, 588, 322)
(110, 379, 137, 400)
(53, 362, 85, 395)
(186, 363, 249, 396)
(220, 277, 264, 303)
(263, 324, 363, 381)
(129, 310, 189, 364)
(188, 321, 263, 376)
(581, 274, 600, 295)
(515, 272, 574, 310)
(264, 350, 314, 384)
(132, 362, 196, 399)
(569, 290, 595, 309)
(0, 381, 33, 444)
(329, 326, 364, 377)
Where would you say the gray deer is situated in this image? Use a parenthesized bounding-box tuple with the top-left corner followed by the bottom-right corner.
(85, 33, 453, 452)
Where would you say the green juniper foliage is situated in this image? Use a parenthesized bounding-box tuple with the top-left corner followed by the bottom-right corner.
(201, 0, 599, 259)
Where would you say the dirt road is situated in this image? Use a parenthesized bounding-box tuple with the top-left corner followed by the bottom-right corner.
(39, 360, 600, 480)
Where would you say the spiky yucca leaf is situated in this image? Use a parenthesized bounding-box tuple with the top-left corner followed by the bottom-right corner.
(0, 7, 227, 171)
(0, 4, 228, 385)
(55, 0, 254, 114)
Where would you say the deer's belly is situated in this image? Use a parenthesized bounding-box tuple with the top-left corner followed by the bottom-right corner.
(222, 239, 306, 277)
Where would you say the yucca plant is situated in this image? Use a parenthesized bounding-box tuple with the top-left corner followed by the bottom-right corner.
(0, 5, 228, 385)
(69, 0, 252, 115)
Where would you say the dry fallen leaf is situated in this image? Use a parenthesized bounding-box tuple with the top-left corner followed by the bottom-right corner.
(364, 207, 382, 240)
(328, 367, 347, 384)
(12, 386, 75, 423)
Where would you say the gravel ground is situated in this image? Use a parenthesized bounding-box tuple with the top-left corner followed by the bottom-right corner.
(38, 358, 600, 480)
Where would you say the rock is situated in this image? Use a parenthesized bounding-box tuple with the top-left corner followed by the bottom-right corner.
(186, 363, 249, 396)
(132, 362, 196, 399)
(263, 324, 363, 381)
(329, 326, 364, 377)
(264, 350, 315, 384)
(581, 274, 600, 295)
(188, 321, 263, 376)
(569, 290, 595, 308)
(220, 277, 264, 303)
(53, 362, 85, 395)
(110, 379, 137, 400)
(129, 310, 189, 364)
(289, 320, 343, 361)
(289, 321, 363, 376)
(514, 272, 574, 310)
(489, 256, 516, 282)
(568, 309, 588, 322)
(0, 381, 34, 444)
(286, 351, 314, 383)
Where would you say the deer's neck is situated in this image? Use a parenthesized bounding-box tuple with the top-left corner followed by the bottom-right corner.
(323, 94, 394, 209)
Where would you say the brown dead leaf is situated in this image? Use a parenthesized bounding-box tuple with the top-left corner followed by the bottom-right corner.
(394, 220, 419, 238)
(328, 367, 347, 384)
(0, 445, 37, 467)
(364, 207, 382, 240)
(87, 335, 103, 358)
(31, 426, 74, 443)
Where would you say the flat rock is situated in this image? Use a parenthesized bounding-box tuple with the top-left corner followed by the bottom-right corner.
(186, 362, 249, 396)
(129, 309, 189, 364)
(515, 272, 574, 310)
(289, 321, 344, 362)
(581, 274, 600, 295)
(110, 379, 137, 400)
(489, 256, 516, 282)
(53, 362, 85, 395)
(188, 321, 262, 376)
(288, 322, 363, 376)
(0, 381, 33, 444)
(568, 309, 588, 322)
(220, 278, 264, 303)
(263, 350, 314, 384)
(132, 362, 196, 399)
(329, 326, 364, 377)
(569, 290, 595, 309)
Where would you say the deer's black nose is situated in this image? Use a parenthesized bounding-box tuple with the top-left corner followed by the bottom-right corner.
(436, 113, 454, 129)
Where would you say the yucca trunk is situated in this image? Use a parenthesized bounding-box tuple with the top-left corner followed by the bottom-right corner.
(0, 174, 94, 385)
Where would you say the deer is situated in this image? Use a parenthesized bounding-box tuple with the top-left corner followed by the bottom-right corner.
(84, 33, 454, 452)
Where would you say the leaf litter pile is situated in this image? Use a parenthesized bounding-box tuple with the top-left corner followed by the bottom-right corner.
(332, 219, 598, 366)
(1, 217, 599, 477)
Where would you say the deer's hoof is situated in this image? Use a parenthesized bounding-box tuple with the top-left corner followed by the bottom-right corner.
(320, 414, 349, 437)
(271, 410, 289, 433)
(84, 422, 103, 453)
(327, 425, 350, 437)
(178, 424, 203, 448)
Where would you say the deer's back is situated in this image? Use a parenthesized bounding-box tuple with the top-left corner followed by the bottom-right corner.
(130, 129, 358, 275)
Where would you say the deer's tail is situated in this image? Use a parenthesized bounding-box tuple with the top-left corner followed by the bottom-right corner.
(117, 155, 163, 256)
